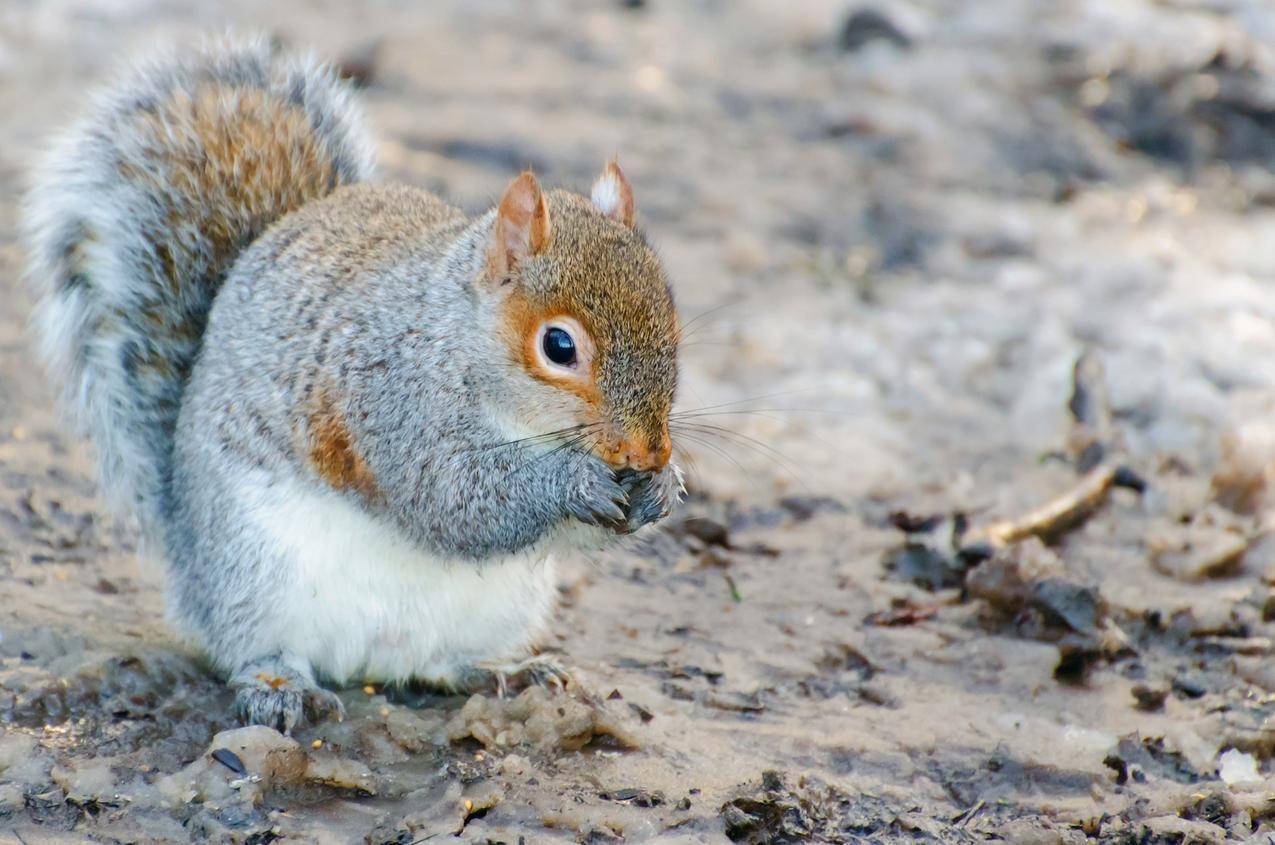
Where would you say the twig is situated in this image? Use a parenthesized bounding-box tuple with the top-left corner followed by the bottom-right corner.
(953, 798, 986, 828)
(968, 463, 1118, 549)
(1068, 350, 1115, 471)
(962, 350, 1147, 551)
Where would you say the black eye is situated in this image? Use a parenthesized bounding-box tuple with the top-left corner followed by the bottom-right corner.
(542, 327, 577, 366)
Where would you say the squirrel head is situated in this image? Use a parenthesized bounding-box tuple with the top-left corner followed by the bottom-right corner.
(482, 162, 678, 472)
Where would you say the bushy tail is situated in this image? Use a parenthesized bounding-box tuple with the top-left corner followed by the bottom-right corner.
(23, 36, 375, 536)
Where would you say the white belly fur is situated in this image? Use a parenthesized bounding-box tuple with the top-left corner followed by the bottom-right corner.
(246, 477, 560, 685)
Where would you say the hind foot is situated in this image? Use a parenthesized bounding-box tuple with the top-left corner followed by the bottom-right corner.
(465, 654, 574, 698)
(230, 654, 345, 734)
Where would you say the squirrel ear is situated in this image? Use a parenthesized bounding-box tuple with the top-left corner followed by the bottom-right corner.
(489, 172, 553, 277)
(590, 159, 635, 228)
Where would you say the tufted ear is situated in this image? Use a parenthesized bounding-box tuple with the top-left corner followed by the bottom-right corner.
(590, 159, 635, 227)
(489, 171, 553, 278)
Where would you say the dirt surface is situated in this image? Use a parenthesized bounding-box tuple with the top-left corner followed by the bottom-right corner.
(6, 0, 1275, 842)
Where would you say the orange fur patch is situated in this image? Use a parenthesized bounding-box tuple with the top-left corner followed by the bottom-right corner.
(255, 673, 290, 690)
(307, 391, 380, 500)
(500, 291, 604, 410)
(121, 84, 337, 297)
(598, 429, 672, 471)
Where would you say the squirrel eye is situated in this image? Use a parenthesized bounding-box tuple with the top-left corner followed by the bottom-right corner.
(542, 326, 577, 367)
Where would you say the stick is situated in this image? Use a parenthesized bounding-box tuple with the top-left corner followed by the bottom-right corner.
(969, 463, 1118, 548)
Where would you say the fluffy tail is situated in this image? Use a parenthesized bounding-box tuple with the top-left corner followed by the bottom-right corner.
(23, 36, 374, 536)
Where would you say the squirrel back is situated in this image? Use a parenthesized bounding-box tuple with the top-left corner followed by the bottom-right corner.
(23, 37, 374, 536)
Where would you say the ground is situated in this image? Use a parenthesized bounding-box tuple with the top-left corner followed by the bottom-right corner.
(4, 0, 1275, 842)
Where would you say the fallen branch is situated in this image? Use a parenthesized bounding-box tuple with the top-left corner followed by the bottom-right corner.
(971, 463, 1118, 549)
(962, 351, 1147, 553)
(961, 463, 1147, 554)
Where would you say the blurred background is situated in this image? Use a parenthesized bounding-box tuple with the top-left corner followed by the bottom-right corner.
(6, 1, 1275, 842)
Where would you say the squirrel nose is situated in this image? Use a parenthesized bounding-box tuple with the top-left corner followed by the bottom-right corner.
(602, 430, 671, 472)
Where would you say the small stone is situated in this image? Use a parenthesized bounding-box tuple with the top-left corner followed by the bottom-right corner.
(1132, 684, 1169, 711)
(1173, 672, 1209, 699)
(1148, 519, 1249, 581)
(838, 8, 912, 52)
(1218, 748, 1261, 787)
(210, 748, 246, 775)
(0, 783, 23, 815)
(675, 516, 731, 549)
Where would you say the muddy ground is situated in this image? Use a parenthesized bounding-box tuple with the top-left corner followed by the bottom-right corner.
(6, 0, 1275, 842)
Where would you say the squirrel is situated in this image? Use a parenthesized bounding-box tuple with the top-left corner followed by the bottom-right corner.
(23, 36, 684, 732)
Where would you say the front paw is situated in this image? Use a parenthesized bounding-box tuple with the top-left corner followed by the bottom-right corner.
(620, 463, 685, 533)
(564, 455, 628, 528)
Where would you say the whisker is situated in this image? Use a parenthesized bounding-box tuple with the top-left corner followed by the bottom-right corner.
(473, 421, 604, 453)
(673, 421, 797, 467)
(671, 421, 809, 491)
(436, 424, 603, 473)
(676, 407, 848, 459)
(671, 408, 839, 422)
(668, 389, 819, 418)
(672, 431, 760, 487)
(678, 299, 742, 341)
(512, 430, 599, 476)
(672, 442, 702, 482)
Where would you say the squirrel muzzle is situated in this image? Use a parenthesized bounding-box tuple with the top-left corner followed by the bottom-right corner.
(599, 426, 672, 472)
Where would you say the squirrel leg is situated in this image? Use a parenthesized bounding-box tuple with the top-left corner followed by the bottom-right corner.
(229, 653, 345, 734)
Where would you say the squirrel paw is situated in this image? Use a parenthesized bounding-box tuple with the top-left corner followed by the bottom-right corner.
(565, 456, 628, 529)
(469, 654, 574, 699)
(230, 658, 345, 734)
(620, 462, 685, 533)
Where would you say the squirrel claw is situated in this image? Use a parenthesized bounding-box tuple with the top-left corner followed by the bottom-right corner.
(474, 654, 573, 699)
(230, 658, 344, 734)
(567, 457, 630, 527)
(622, 463, 685, 533)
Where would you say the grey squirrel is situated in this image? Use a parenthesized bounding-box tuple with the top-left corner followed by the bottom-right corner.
(23, 36, 684, 732)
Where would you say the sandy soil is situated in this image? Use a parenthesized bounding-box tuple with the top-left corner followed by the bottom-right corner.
(6, 0, 1275, 842)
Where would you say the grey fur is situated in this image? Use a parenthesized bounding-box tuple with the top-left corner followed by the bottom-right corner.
(26, 39, 681, 732)
(23, 35, 374, 542)
(167, 183, 667, 729)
